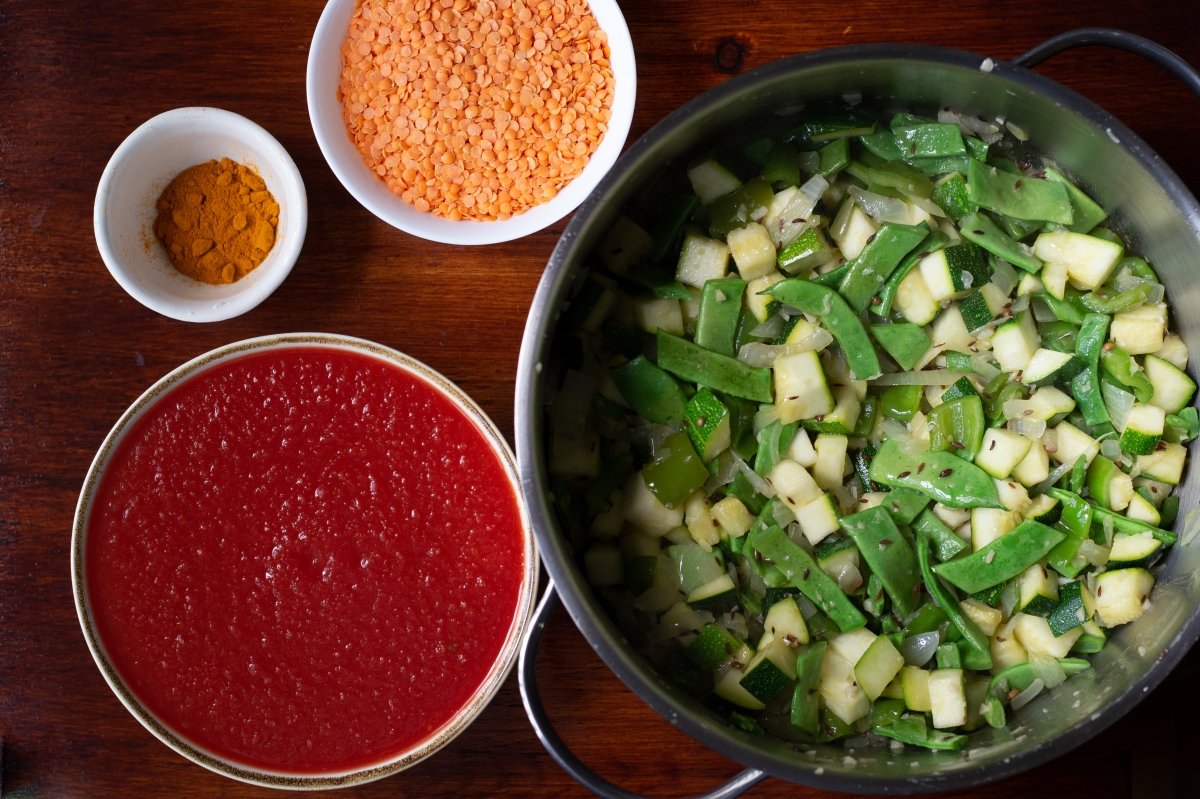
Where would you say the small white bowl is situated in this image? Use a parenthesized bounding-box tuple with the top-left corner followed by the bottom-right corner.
(306, 0, 636, 245)
(94, 107, 307, 322)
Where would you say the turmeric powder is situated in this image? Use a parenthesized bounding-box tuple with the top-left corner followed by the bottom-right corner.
(154, 158, 279, 284)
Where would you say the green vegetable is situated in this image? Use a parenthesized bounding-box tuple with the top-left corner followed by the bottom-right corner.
(768, 278, 882, 380)
(837, 222, 929, 312)
(611, 356, 688, 425)
(916, 531, 992, 670)
(695, 278, 747, 357)
(868, 440, 1002, 508)
(656, 330, 773, 403)
(749, 525, 867, 633)
(932, 521, 1065, 594)
(842, 506, 922, 617)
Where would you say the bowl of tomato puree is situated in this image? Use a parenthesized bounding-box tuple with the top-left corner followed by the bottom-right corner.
(71, 333, 538, 788)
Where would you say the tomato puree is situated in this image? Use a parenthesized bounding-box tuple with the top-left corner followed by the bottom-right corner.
(86, 346, 525, 773)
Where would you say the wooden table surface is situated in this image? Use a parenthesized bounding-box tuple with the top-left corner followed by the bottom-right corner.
(3, 1, 1200, 797)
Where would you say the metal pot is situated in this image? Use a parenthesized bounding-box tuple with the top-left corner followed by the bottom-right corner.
(515, 29, 1200, 796)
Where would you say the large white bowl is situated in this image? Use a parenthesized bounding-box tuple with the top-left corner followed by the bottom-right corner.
(94, 107, 307, 322)
(306, 0, 636, 245)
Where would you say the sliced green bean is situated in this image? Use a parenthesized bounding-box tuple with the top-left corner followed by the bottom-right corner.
(842, 506, 922, 618)
(768, 278, 881, 379)
(916, 531, 992, 670)
(869, 439, 1001, 508)
(656, 330, 773, 403)
(932, 520, 1065, 594)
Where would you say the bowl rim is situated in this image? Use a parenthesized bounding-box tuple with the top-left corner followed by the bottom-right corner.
(304, 0, 636, 245)
(516, 41, 1200, 794)
(92, 106, 308, 323)
(72, 332, 539, 789)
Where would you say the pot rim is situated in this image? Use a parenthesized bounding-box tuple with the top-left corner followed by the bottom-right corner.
(517, 41, 1200, 794)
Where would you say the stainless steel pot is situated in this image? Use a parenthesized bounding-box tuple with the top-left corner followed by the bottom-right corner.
(515, 29, 1200, 796)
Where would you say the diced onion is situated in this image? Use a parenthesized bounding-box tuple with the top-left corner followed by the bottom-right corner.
(872, 370, 970, 386)
(772, 501, 796, 529)
(1003, 399, 1040, 420)
(901, 631, 941, 667)
(780, 174, 828, 226)
(1100, 438, 1123, 462)
(1034, 459, 1073, 495)
(796, 595, 820, 619)
(1099, 514, 1115, 545)
(705, 452, 738, 491)
(733, 452, 774, 498)
(750, 314, 787, 339)
(1101, 382, 1134, 432)
(937, 108, 1003, 143)
(650, 604, 713, 643)
(1029, 655, 1067, 689)
(753, 404, 782, 435)
(1030, 298, 1058, 323)
(1011, 294, 1030, 314)
(1078, 539, 1111, 567)
(909, 194, 948, 218)
(634, 585, 682, 613)
(737, 331, 834, 367)
(848, 186, 913, 223)
(836, 562, 864, 594)
(1007, 416, 1047, 439)
(970, 355, 1001, 381)
(991, 259, 1019, 297)
(1010, 678, 1045, 711)
(999, 579, 1020, 619)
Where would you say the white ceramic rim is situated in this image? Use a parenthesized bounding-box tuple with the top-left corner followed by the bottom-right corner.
(93, 107, 308, 322)
(305, 0, 636, 245)
(71, 333, 539, 789)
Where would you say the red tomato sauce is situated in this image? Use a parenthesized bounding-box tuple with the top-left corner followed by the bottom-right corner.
(86, 346, 524, 773)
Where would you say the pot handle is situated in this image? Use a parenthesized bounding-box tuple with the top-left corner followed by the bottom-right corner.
(518, 583, 768, 799)
(1013, 27, 1200, 101)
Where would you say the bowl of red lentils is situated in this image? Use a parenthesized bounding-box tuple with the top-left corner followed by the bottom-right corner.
(306, 0, 636, 245)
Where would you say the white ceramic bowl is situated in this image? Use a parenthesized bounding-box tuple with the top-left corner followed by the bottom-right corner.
(306, 0, 636, 245)
(72, 333, 539, 788)
(94, 107, 307, 322)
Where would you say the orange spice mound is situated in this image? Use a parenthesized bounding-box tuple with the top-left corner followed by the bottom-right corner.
(339, 0, 615, 222)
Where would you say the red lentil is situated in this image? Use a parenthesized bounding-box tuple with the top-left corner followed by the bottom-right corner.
(340, 0, 615, 222)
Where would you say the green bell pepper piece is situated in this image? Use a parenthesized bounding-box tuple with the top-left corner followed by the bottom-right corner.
(982, 657, 1092, 728)
(928, 394, 985, 461)
(707, 178, 775, 238)
(1100, 345, 1154, 403)
(1071, 312, 1111, 426)
(789, 642, 827, 735)
(1080, 281, 1153, 315)
(641, 431, 710, 508)
(879, 384, 923, 423)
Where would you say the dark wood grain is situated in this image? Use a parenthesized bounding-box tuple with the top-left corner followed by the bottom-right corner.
(2, 1, 1199, 797)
